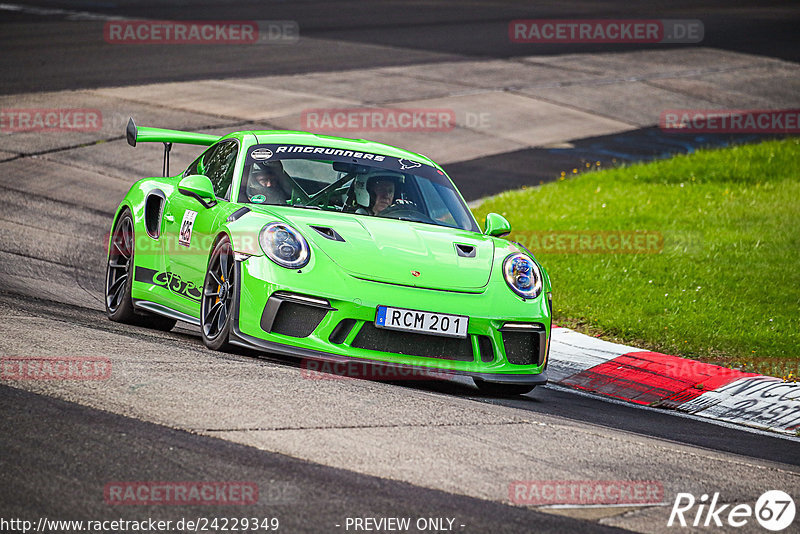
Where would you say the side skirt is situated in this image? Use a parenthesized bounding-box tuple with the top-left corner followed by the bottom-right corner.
(133, 299, 201, 327)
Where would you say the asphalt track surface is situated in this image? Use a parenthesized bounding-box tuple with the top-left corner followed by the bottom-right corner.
(0, 385, 627, 534)
(1, 1, 799, 533)
(1, 0, 799, 94)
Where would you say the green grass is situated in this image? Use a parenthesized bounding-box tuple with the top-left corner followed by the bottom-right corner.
(473, 138, 800, 373)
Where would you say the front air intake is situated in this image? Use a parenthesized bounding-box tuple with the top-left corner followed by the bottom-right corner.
(261, 293, 333, 338)
(500, 323, 546, 366)
(352, 323, 474, 361)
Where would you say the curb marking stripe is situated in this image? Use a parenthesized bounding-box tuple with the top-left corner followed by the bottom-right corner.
(557, 351, 757, 406)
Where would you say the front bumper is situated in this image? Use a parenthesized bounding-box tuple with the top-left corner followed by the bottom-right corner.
(232, 258, 551, 385)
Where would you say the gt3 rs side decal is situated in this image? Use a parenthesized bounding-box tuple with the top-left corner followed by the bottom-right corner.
(134, 267, 202, 302)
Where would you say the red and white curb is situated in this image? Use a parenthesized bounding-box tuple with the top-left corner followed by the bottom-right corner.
(549, 327, 800, 435)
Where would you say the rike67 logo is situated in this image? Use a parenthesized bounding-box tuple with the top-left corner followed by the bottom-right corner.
(668, 490, 795, 531)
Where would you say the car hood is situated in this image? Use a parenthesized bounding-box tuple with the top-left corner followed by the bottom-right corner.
(255, 207, 494, 292)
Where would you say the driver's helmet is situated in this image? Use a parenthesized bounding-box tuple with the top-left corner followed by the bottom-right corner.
(247, 161, 290, 203)
(250, 161, 284, 182)
(353, 171, 404, 209)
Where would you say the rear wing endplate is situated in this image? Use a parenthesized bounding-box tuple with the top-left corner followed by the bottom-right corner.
(126, 117, 220, 176)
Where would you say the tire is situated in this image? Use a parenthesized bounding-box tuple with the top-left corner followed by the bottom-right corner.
(473, 379, 535, 396)
(201, 236, 236, 351)
(105, 209, 177, 331)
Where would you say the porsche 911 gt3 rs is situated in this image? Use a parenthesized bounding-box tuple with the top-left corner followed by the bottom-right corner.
(106, 118, 552, 395)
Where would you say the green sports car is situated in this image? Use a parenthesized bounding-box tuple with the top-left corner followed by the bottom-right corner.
(106, 119, 552, 395)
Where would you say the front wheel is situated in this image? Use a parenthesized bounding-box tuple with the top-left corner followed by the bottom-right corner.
(473, 379, 535, 396)
(201, 236, 236, 351)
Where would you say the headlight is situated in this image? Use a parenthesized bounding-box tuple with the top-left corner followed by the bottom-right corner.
(259, 223, 310, 269)
(503, 253, 542, 299)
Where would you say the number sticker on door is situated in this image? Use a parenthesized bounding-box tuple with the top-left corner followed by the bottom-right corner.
(179, 210, 198, 247)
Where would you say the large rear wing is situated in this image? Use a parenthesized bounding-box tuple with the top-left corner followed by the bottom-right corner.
(126, 117, 220, 176)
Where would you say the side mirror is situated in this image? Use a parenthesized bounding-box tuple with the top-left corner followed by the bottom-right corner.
(178, 174, 217, 208)
(484, 213, 511, 237)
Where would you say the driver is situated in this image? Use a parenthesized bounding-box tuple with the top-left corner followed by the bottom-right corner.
(247, 161, 291, 204)
(353, 172, 403, 215)
(369, 177, 395, 214)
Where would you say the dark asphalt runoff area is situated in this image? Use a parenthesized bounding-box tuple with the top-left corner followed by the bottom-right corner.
(1, 384, 630, 534)
(1, 0, 799, 94)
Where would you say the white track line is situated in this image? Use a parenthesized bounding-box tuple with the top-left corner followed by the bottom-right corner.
(0, 3, 128, 20)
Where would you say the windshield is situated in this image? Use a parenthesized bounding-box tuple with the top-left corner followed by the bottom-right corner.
(237, 144, 479, 232)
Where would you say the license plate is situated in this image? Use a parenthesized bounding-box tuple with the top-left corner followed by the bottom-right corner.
(375, 306, 468, 338)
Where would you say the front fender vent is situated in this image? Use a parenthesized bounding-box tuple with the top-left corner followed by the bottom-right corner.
(310, 225, 345, 242)
(455, 243, 476, 257)
(227, 207, 250, 222)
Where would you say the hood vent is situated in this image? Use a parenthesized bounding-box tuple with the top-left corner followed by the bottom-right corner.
(455, 243, 476, 258)
(310, 225, 345, 242)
